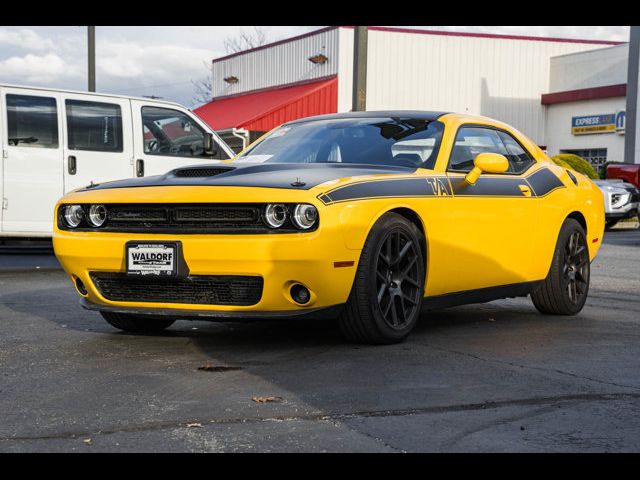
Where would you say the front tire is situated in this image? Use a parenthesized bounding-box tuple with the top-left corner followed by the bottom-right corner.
(531, 218, 590, 315)
(338, 213, 425, 344)
(101, 311, 176, 333)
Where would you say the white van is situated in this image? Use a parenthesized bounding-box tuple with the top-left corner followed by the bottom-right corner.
(0, 84, 234, 237)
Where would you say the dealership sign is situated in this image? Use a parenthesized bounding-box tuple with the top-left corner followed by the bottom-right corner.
(571, 111, 625, 135)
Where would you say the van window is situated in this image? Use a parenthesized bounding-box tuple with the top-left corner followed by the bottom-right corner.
(66, 100, 123, 152)
(141, 106, 227, 159)
(6, 94, 59, 148)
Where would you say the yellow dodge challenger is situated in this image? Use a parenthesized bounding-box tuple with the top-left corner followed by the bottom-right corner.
(53, 112, 605, 344)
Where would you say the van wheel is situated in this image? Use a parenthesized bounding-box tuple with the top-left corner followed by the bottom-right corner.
(531, 218, 590, 315)
(101, 312, 175, 333)
(338, 213, 425, 344)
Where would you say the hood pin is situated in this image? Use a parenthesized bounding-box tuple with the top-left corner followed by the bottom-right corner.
(291, 177, 306, 187)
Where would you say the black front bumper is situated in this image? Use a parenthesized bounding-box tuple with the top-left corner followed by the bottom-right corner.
(80, 298, 344, 321)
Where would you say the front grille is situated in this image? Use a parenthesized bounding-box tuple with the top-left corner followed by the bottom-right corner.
(105, 204, 261, 231)
(90, 272, 263, 306)
(173, 168, 232, 178)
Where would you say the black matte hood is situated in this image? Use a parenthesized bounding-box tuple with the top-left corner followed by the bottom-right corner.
(81, 163, 418, 192)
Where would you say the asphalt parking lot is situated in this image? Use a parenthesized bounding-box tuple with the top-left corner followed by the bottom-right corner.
(1, 226, 639, 452)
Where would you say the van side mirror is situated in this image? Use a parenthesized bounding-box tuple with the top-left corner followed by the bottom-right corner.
(465, 153, 509, 185)
(204, 133, 218, 156)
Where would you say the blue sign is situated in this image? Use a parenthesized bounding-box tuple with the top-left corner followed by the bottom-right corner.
(571, 114, 616, 135)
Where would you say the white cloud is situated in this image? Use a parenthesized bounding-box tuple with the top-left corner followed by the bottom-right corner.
(0, 53, 82, 84)
(97, 42, 214, 80)
(0, 28, 55, 51)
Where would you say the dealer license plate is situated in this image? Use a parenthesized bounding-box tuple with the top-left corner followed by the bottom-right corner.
(126, 243, 176, 277)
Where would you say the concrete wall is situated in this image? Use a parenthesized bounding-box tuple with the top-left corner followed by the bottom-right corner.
(549, 44, 628, 93)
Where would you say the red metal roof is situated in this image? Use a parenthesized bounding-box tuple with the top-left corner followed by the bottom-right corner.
(541, 84, 627, 105)
(193, 76, 338, 131)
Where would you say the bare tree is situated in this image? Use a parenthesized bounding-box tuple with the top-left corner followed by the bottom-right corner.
(191, 61, 214, 108)
(223, 26, 267, 54)
(191, 27, 269, 108)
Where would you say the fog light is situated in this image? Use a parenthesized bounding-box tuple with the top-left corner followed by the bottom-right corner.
(290, 284, 311, 305)
(75, 277, 88, 296)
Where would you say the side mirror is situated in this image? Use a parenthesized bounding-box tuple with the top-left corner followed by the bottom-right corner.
(203, 132, 218, 156)
(465, 152, 509, 185)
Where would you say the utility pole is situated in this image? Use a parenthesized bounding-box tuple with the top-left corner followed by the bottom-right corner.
(352, 26, 368, 112)
(88, 26, 96, 92)
(625, 26, 640, 164)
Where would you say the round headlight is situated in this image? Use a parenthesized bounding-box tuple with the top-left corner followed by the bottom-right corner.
(264, 204, 287, 228)
(88, 204, 107, 227)
(292, 204, 318, 230)
(63, 205, 84, 228)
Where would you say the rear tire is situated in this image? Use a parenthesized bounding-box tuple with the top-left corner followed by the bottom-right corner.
(101, 311, 175, 333)
(531, 218, 590, 315)
(338, 213, 425, 344)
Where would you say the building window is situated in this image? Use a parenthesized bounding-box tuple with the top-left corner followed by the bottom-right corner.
(560, 148, 607, 168)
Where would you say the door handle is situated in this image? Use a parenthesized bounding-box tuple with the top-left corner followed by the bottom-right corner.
(68, 156, 77, 175)
(136, 159, 144, 177)
(518, 184, 532, 197)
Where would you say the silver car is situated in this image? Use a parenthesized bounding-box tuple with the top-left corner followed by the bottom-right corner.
(594, 179, 640, 229)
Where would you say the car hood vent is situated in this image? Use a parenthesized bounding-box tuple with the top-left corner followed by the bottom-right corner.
(173, 166, 235, 178)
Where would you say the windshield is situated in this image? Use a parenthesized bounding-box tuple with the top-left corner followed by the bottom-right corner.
(235, 117, 444, 169)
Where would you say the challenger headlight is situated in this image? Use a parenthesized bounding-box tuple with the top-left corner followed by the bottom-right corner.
(264, 204, 288, 228)
(88, 205, 107, 227)
(292, 204, 318, 230)
(63, 205, 84, 228)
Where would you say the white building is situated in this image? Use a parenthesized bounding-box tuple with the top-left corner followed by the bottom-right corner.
(543, 44, 629, 168)
(194, 26, 621, 154)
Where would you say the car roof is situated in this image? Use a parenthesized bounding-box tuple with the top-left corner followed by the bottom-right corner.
(285, 110, 449, 125)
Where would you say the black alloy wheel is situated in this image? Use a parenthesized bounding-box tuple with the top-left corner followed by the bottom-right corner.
(563, 230, 589, 305)
(531, 218, 590, 315)
(338, 212, 425, 344)
(374, 230, 422, 329)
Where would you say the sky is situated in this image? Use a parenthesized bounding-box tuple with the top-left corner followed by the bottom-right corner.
(0, 26, 631, 108)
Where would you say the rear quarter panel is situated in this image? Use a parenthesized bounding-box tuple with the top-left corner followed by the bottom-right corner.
(533, 162, 604, 280)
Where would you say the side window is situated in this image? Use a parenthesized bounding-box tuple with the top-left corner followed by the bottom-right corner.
(66, 100, 123, 152)
(6, 94, 58, 148)
(448, 127, 507, 172)
(141, 106, 228, 160)
(496, 131, 535, 174)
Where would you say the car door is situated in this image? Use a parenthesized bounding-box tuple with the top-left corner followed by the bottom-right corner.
(1, 88, 64, 235)
(130, 100, 231, 178)
(443, 125, 539, 293)
(62, 94, 134, 193)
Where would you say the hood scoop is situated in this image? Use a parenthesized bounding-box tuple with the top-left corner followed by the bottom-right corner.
(172, 166, 235, 178)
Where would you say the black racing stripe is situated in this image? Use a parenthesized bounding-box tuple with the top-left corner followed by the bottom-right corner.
(320, 177, 451, 204)
(449, 176, 526, 197)
(527, 168, 565, 196)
